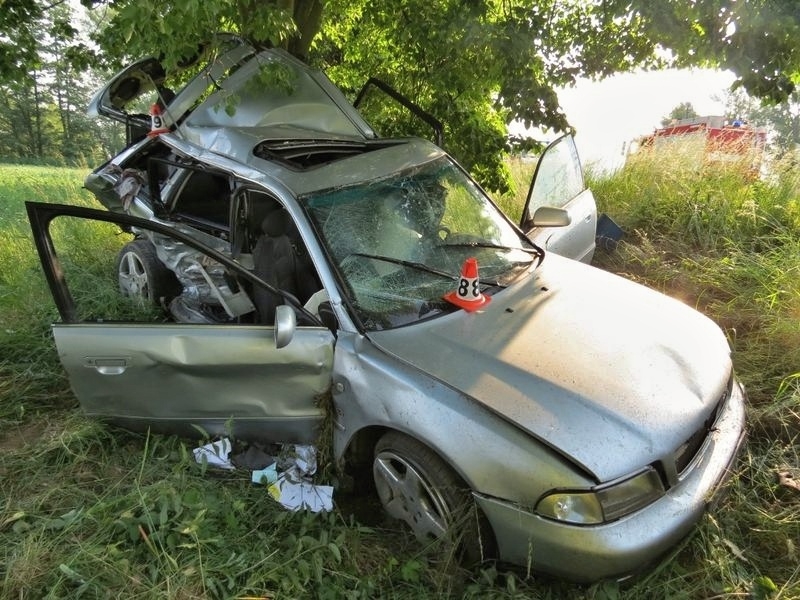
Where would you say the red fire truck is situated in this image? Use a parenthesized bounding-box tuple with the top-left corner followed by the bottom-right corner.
(634, 115, 767, 176)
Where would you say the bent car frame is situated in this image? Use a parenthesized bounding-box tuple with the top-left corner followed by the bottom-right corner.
(26, 35, 745, 582)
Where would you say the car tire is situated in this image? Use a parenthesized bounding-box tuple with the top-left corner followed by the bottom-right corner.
(115, 239, 180, 304)
(373, 431, 493, 564)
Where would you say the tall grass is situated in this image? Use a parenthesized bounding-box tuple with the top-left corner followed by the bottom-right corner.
(1, 160, 800, 598)
(589, 151, 800, 408)
(0, 166, 101, 421)
(590, 151, 800, 251)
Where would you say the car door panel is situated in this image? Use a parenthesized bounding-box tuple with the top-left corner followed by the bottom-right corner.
(52, 323, 332, 441)
(521, 134, 597, 263)
(536, 188, 597, 263)
(26, 201, 335, 443)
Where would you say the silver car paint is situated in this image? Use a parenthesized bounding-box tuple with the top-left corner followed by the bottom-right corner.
(329, 329, 595, 497)
(52, 322, 335, 441)
(367, 252, 732, 482)
(327, 253, 744, 582)
(89, 39, 376, 141)
(176, 126, 445, 197)
(84, 133, 736, 484)
(58, 41, 745, 582)
(529, 187, 597, 263)
(36, 193, 745, 581)
(477, 377, 745, 581)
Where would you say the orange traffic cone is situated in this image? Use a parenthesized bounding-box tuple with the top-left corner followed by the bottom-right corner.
(147, 103, 170, 137)
(443, 257, 491, 311)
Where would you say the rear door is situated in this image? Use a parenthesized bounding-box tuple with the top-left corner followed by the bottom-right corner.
(26, 201, 334, 443)
(520, 134, 597, 263)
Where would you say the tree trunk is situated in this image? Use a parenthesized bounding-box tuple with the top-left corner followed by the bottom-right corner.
(236, 0, 324, 59)
(31, 71, 43, 158)
(288, 0, 324, 60)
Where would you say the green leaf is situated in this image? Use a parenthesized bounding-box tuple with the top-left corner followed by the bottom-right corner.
(399, 559, 422, 583)
(752, 575, 778, 600)
(327, 541, 341, 563)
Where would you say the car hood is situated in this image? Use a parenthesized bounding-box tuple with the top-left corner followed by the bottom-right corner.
(367, 254, 733, 482)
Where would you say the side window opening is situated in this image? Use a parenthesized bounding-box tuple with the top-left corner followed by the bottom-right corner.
(524, 134, 585, 222)
(168, 170, 232, 236)
(241, 191, 323, 324)
(85, 141, 176, 215)
(45, 207, 325, 329)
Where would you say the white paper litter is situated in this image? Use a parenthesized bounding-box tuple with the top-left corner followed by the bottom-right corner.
(268, 476, 334, 513)
(193, 440, 334, 512)
(192, 438, 234, 470)
(251, 463, 278, 485)
(291, 444, 317, 476)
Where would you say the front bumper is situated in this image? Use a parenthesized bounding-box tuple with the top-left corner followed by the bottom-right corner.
(475, 378, 747, 582)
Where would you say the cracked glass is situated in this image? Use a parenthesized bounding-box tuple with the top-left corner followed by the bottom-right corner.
(304, 157, 538, 329)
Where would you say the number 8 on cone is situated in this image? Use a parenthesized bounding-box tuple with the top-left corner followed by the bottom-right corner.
(443, 257, 491, 312)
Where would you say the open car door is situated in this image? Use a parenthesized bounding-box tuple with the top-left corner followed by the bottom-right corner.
(26, 201, 335, 443)
(520, 134, 597, 263)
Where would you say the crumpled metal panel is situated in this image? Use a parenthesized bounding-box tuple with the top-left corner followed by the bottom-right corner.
(368, 253, 733, 482)
(53, 322, 334, 441)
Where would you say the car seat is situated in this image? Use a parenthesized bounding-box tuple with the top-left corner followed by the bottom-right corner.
(251, 203, 320, 324)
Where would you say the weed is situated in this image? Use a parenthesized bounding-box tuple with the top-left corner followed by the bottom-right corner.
(2, 161, 800, 598)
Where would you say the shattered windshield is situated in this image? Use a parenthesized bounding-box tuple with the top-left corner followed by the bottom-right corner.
(304, 157, 539, 330)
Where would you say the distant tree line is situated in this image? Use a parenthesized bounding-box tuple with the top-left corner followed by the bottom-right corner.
(0, 4, 123, 166)
(2, 0, 799, 176)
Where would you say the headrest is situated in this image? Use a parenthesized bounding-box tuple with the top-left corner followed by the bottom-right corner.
(261, 207, 291, 237)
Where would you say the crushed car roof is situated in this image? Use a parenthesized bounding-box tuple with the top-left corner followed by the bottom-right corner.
(89, 34, 377, 151)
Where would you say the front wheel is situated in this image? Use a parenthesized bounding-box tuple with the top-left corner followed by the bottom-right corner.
(372, 431, 493, 563)
(115, 239, 180, 304)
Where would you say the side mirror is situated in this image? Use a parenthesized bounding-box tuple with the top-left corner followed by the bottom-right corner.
(529, 206, 571, 228)
(274, 304, 296, 349)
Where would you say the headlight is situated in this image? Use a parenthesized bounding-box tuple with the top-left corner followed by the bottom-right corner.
(536, 468, 665, 525)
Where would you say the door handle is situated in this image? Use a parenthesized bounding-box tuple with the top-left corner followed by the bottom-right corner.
(83, 357, 129, 375)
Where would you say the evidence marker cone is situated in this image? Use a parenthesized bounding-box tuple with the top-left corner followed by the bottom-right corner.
(443, 257, 491, 312)
(148, 103, 170, 137)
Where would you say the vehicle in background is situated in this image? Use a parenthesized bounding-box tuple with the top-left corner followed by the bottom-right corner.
(631, 115, 767, 178)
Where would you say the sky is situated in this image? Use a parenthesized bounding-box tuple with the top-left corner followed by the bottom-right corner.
(538, 68, 738, 172)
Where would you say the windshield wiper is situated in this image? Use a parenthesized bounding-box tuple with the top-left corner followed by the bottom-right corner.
(438, 241, 543, 267)
(439, 241, 539, 256)
(345, 252, 508, 288)
(346, 252, 457, 280)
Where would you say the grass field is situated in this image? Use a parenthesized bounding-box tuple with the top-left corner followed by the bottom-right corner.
(1, 159, 799, 599)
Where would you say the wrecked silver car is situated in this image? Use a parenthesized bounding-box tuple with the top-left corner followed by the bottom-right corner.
(27, 35, 744, 582)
